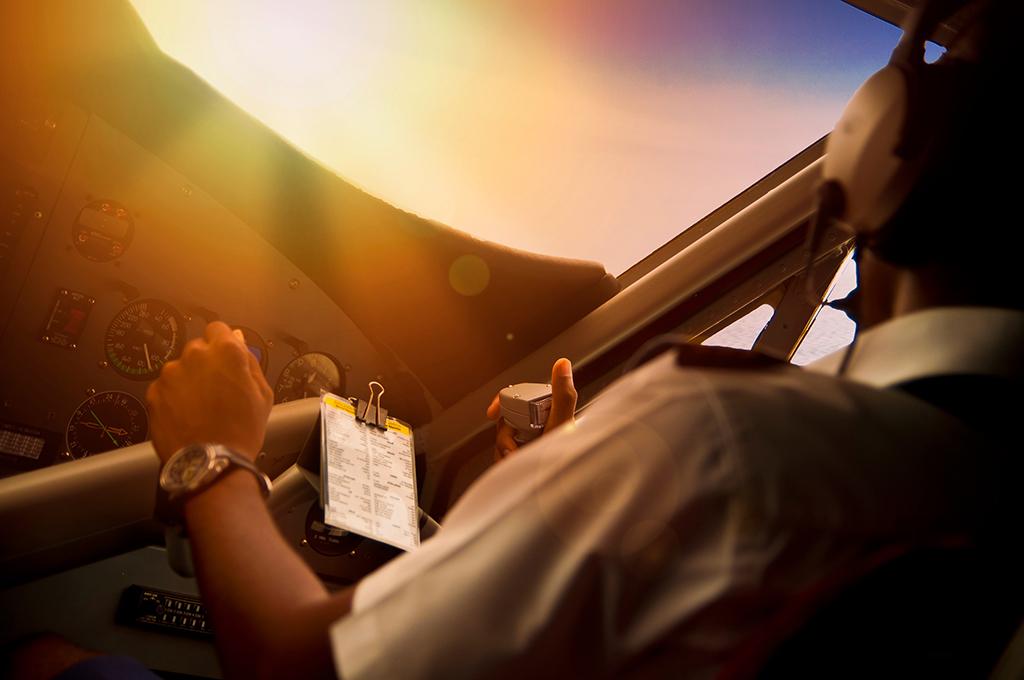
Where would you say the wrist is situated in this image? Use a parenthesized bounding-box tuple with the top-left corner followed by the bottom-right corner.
(182, 467, 262, 519)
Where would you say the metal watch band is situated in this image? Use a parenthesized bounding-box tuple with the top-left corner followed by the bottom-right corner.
(162, 443, 273, 502)
(215, 446, 273, 497)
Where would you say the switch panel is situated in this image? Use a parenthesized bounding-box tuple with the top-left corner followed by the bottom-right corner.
(116, 585, 213, 638)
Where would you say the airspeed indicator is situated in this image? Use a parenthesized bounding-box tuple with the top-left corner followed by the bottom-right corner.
(105, 299, 186, 380)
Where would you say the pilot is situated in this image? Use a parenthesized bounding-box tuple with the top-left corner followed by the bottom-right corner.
(6, 0, 1022, 678)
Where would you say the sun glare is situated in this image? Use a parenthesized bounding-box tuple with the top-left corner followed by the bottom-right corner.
(129, 0, 895, 275)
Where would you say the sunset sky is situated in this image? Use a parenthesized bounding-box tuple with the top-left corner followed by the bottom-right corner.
(128, 0, 901, 275)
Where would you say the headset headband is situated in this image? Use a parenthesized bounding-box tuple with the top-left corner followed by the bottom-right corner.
(816, 0, 989, 266)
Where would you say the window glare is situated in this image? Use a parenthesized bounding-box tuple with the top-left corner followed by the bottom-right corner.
(129, 1, 899, 275)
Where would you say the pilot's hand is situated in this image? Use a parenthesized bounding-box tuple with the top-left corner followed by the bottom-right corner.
(486, 357, 577, 462)
(146, 321, 273, 464)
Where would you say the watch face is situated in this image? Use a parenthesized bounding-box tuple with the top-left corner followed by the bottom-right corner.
(161, 446, 213, 494)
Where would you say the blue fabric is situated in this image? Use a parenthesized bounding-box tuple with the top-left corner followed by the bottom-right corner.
(53, 655, 161, 680)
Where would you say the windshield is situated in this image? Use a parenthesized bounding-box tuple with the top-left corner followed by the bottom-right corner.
(128, 0, 901, 275)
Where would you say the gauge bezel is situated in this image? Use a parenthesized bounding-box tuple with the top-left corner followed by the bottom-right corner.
(72, 199, 134, 262)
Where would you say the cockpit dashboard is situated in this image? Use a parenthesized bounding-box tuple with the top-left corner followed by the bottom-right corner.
(1, 106, 393, 476)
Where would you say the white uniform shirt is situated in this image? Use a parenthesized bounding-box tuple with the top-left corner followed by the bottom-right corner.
(331, 307, 1023, 679)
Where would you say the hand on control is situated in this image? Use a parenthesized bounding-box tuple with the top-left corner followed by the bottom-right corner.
(146, 321, 273, 465)
(486, 357, 577, 462)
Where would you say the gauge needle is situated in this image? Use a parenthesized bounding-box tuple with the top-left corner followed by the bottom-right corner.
(82, 423, 129, 437)
(143, 342, 153, 371)
(305, 370, 325, 396)
(90, 409, 121, 448)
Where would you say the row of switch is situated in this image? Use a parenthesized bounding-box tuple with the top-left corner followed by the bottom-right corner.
(117, 585, 213, 638)
(158, 612, 208, 631)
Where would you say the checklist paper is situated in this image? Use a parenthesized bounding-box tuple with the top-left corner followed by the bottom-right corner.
(320, 393, 419, 552)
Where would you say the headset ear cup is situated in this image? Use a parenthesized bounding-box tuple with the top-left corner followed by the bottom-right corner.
(822, 64, 922, 242)
(821, 0, 997, 268)
(862, 60, 976, 267)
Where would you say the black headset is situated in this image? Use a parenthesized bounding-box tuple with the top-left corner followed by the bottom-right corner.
(818, 0, 995, 267)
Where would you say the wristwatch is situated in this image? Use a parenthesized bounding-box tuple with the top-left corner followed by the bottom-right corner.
(160, 443, 273, 503)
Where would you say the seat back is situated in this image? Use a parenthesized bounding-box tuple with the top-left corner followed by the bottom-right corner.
(753, 546, 1022, 679)
(720, 373, 1023, 679)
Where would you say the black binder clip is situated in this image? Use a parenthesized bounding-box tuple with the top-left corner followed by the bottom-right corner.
(355, 381, 388, 430)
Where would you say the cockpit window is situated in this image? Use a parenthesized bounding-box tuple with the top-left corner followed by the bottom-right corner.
(702, 304, 775, 352)
(128, 1, 901, 275)
(791, 253, 858, 365)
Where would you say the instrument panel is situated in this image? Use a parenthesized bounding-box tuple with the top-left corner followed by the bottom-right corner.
(0, 103, 403, 476)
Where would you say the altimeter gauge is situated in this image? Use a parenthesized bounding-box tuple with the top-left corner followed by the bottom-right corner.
(105, 299, 186, 380)
(66, 391, 149, 459)
(274, 352, 344, 403)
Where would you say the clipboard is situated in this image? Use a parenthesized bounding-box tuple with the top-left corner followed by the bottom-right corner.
(296, 382, 421, 552)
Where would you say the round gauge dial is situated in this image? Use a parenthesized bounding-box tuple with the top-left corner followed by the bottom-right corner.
(304, 500, 354, 556)
(73, 200, 134, 262)
(235, 326, 270, 374)
(105, 299, 186, 380)
(66, 391, 149, 459)
(275, 352, 344, 403)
